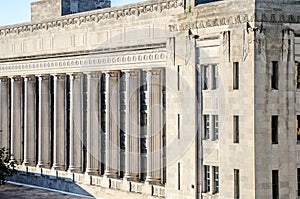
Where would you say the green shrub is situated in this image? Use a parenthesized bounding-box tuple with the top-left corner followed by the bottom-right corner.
(0, 147, 16, 185)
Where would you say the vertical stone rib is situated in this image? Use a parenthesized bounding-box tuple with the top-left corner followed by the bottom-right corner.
(38, 75, 50, 168)
(53, 74, 66, 170)
(145, 69, 162, 185)
(0, 77, 9, 150)
(124, 70, 140, 181)
(86, 73, 100, 175)
(104, 71, 120, 178)
(23, 76, 36, 166)
(69, 73, 83, 173)
(10, 76, 22, 164)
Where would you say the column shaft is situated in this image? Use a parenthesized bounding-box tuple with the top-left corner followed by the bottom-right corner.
(10, 77, 22, 164)
(104, 71, 120, 178)
(86, 73, 100, 175)
(23, 76, 36, 166)
(53, 75, 66, 170)
(145, 70, 162, 185)
(38, 76, 51, 168)
(0, 77, 9, 149)
(124, 71, 140, 181)
(69, 74, 83, 173)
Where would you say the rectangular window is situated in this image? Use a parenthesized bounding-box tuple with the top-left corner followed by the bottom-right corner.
(195, 0, 221, 4)
(212, 65, 218, 90)
(271, 61, 278, 90)
(178, 162, 181, 190)
(204, 165, 210, 192)
(272, 170, 279, 199)
(297, 115, 300, 143)
(204, 115, 210, 139)
(233, 116, 239, 143)
(272, 116, 278, 144)
(297, 62, 300, 89)
(177, 65, 181, 91)
(213, 115, 219, 140)
(213, 166, 219, 194)
(233, 62, 239, 90)
(203, 65, 209, 90)
(234, 169, 240, 199)
(178, 114, 181, 139)
(298, 168, 300, 197)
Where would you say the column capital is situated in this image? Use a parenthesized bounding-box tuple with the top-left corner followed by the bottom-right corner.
(52, 74, 66, 80)
(0, 77, 8, 82)
(68, 73, 82, 79)
(105, 71, 120, 77)
(10, 76, 21, 81)
(122, 70, 140, 77)
(38, 75, 50, 80)
(145, 69, 161, 76)
(23, 75, 35, 81)
(85, 72, 99, 79)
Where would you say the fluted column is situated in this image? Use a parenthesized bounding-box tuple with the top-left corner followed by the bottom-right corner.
(124, 70, 140, 181)
(68, 73, 83, 173)
(86, 73, 100, 175)
(53, 74, 66, 170)
(37, 75, 51, 168)
(104, 71, 120, 178)
(23, 76, 36, 166)
(10, 76, 22, 164)
(145, 69, 162, 185)
(0, 77, 9, 149)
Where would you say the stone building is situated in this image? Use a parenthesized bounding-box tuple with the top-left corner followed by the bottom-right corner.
(0, 0, 299, 198)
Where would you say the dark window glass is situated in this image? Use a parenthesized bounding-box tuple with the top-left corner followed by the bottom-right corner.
(272, 116, 278, 144)
(272, 170, 279, 199)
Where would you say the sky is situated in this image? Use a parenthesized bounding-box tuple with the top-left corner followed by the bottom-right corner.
(0, 0, 142, 26)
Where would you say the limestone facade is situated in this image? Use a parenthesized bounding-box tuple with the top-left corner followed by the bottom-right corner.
(0, 0, 300, 198)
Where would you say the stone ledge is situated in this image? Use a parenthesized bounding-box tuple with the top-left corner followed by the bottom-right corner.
(9, 165, 166, 198)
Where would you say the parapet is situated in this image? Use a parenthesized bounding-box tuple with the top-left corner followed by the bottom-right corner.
(31, 0, 111, 22)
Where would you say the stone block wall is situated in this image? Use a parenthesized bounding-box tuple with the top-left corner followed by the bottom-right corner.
(31, 0, 62, 21)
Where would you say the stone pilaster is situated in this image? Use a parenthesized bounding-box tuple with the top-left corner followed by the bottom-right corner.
(0, 77, 9, 149)
(53, 74, 66, 170)
(10, 76, 22, 164)
(68, 73, 83, 173)
(145, 69, 162, 185)
(104, 71, 120, 178)
(23, 76, 36, 166)
(86, 73, 100, 175)
(37, 75, 51, 168)
(124, 70, 140, 181)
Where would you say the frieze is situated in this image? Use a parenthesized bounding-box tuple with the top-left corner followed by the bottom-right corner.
(0, 0, 183, 37)
(169, 14, 254, 32)
(0, 51, 166, 75)
(256, 13, 300, 23)
(169, 12, 300, 32)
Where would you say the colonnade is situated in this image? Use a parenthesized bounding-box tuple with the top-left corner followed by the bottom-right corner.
(0, 69, 165, 185)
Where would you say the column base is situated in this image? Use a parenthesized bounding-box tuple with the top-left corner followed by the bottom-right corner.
(85, 168, 99, 176)
(104, 170, 118, 179)
(37, 161, 51, 169)
(145, 176, 161, 185)
(68, 166, 82, 173)
(23, 160, 36, 167)
(52, 163, 65, 171)
(124, 173, 139, 182)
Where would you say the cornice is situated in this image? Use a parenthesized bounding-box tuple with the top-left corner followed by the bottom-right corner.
(0, 0, 183, 37)
(0, 49, 167, 75)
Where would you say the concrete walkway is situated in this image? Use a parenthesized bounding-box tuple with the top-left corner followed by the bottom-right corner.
(0, 183, 91, 199)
